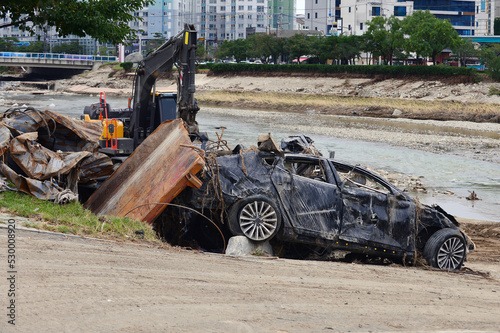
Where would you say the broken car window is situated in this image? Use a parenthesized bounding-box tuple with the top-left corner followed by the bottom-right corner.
(336, 167, 390, 194)
(283, 159, 327, 182)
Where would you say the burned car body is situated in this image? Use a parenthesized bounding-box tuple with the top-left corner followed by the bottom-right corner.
(171, 150, 472, 271)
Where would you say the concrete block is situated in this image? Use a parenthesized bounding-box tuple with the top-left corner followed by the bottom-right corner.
(225, 236, 274, 257)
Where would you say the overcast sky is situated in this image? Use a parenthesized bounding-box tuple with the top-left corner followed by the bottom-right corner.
(297, 0, 305, 14)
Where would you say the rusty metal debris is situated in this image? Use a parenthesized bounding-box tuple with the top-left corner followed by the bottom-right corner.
(84, 119, 205, 223)
(0, 107, 114, 203)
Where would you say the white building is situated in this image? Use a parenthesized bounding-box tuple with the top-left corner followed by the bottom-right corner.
(304, 0, 339, 34)
(199, 0, 269, 44)
(339, 0, 413, 36)
(475, 0, 497, 36)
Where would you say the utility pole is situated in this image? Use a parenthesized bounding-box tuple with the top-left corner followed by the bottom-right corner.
(138, 33, 142, 55)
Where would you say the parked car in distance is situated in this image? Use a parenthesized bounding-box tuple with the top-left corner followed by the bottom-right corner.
(174, 151, 473, 271)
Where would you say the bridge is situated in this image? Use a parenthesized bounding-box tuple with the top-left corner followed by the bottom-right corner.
(0, 52, 117, 70)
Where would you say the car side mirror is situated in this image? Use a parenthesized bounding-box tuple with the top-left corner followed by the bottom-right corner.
(370, 213, 379, 224)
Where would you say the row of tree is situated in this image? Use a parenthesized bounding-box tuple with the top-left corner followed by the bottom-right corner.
(0, 37, 84, 54)
(214, 10, 498, 69)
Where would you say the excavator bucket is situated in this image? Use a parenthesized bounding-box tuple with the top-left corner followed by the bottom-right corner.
(84, 119, 205, 223)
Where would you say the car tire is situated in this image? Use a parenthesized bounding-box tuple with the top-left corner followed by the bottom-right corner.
(423, 228, 466, 271)
(228, 195, 281, 242)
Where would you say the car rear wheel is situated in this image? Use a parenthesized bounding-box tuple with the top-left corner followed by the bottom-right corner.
(228, 195, 281, 242)
(423, 228, 466, 271)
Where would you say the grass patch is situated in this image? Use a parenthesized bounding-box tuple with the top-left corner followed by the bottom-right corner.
(0, 191, 160, 242)
(489, 86, 500, 96)
(197, 91, 500, 119)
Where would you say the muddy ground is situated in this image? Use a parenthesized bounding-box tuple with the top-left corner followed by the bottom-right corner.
(0, 223, 499, 333)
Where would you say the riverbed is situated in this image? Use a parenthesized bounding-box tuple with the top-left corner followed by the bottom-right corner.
(1, 92, 499, 222)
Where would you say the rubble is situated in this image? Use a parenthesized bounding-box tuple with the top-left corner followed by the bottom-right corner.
(0, 107, 114, 203)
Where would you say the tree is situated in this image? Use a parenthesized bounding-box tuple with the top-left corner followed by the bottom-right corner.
(482, 44, 500, 81)
(17, 41, 44, 53)
(247, 34, 284, 63)
(288, 34, 313, 63)
(311, 36, 332, 64)
(0, 37, 18, 52)
(402, 10, 461, 65)
(365, 16, 405, 65)
(494, 18, 500, 36)
(451, 38, 478, 67)
(145, 32, 166, 54)
(196, 44, 210, 61)
(0, 0, 154, 44)
(52, 41, 83, 54)
(335, 35, 362, 65)
(215, 39, 250, 62)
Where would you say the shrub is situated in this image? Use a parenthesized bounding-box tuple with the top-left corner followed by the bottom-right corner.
(203, 63, 476, 79)
(120, 62, 133, 71)
(486, 56, 500, 81)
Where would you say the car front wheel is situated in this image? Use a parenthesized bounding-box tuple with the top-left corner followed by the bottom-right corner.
(423, 228, 466, 271)
(228, 195, 281, 242)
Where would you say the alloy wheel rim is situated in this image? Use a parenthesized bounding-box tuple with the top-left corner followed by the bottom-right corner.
(437, 236, 465, 270)
(239, 201, 278, 241)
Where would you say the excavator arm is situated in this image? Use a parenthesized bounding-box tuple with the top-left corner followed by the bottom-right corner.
(130, 23, 199, 147)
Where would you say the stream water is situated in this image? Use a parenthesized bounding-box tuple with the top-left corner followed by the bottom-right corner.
(1, 91, 498, 222)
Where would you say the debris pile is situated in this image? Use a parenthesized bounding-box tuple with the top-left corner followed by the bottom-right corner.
(0, 107, 114, 203)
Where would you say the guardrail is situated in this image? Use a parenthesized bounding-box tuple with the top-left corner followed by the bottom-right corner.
(0, 52, 116, 62)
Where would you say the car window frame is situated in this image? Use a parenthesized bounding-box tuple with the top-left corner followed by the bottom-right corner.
(330, 161, 398, 195)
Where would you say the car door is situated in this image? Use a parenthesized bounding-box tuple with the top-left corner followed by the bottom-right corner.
(271, 157, 342, 240)
(336, 166, 416, 252)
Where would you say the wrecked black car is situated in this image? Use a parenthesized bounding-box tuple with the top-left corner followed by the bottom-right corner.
(164, 148, 473, 271)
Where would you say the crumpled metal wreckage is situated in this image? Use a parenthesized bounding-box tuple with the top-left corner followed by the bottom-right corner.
(159, 133, 473, 270)
(0, 107, 113, 203)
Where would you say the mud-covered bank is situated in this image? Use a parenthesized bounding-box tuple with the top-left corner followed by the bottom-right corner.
(200, 106, 500, 164)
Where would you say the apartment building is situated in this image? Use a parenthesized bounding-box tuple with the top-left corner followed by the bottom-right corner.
(269, 0, 295, 32)
(304, 0, 340, 34)
(198, 0, 272, 44)
(306, 0, 498, 37)
(475, 0, 496, 35)
(339, 0, 414, 36)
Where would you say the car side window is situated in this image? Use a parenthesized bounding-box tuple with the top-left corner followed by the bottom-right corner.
(337, 167, 391, 194)
(283, 159, 327, 182)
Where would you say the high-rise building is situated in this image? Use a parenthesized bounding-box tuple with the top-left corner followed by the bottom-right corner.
(306, 0, 498, 37)
(304, 0, 340, 34)
(413, 0, 475, 36)
(198, 0, 270, 46)
(475, 0, 496, 36)
(269, 0, 295, 34)
(339, 0, 414, 36)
